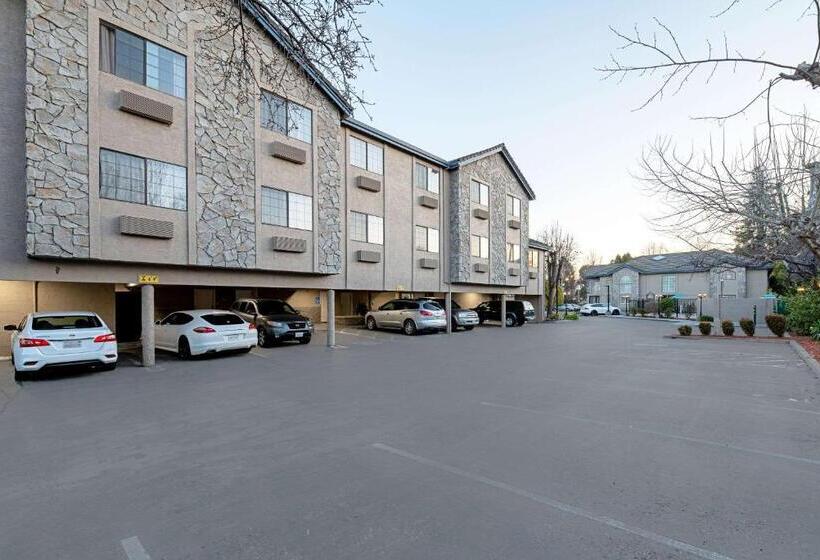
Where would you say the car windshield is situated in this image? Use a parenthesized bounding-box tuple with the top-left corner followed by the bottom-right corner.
(256, 300, 297, 315)
(522, 301, 534, 310)
(32, 315, 102, 330)
(202, 313, 244, 326)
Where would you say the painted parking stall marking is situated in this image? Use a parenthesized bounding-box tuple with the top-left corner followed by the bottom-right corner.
(372, 443, 737, 560)
(121, 536, 151, 560)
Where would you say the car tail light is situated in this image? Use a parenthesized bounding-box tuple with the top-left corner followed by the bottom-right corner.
(419, 309, 433, 317)
(19, 338, 49, 348)
(248, 323, 256, 330)
(193, 326, 216, 334)
(93, 333, 117, 343)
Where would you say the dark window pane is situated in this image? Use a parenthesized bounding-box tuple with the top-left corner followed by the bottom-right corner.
(100, 149, 146, 204)
(32, 315, 102, 330)
(261, 91, 287, 134)
(114, 28, 145, 85)
(202, 313, 244, 326)
(146, 41, 186, 97)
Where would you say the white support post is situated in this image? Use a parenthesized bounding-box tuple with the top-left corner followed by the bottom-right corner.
(326, 289, 335, 347)
(500, 294, 507, 329)
(141, 284, 155, 367)
(537, 293, 546, 322)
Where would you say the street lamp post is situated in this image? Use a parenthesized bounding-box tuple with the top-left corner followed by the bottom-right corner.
(697, 293, 707, 319)
(606, 284, 610, 312)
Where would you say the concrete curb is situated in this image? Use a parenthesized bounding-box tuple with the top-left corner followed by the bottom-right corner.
(789, 340, 820, 379)
(664, 335, 790, 343)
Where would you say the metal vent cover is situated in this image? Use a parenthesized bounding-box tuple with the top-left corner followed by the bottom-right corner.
(118, 90, 174, 124)
(119, 215, 174, 239)
(508, 218, 521, 230)
(272, 236, 307, 253)
(356, 175, 381, 192)
(418, 195, 439, 209)
(529, 271, 537, 279)
(473, 208, 489, 220)
(508, 267, 521, 277)
(356, 250, 381, 263)
(473, 263, 489, 273)
(271, 141, 307, 164)
(419, 257, 439, 269)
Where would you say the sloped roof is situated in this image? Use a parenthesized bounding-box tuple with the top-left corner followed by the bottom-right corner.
(448, 144, 536, 200)
(582, 250, 772, 279)
(244, 0, 354, 116)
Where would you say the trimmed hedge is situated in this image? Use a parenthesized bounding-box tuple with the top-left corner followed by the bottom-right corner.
(739, 318, 755, 337)
(766, 314, 786, 337)
(721, 320, 735, 336)
(699, 315, 714, 323)
(698, 321, 712, 336)
(678, 325, 692, 336)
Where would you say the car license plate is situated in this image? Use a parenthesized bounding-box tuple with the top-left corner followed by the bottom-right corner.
(226, 334, 240, 341)
(295, 332, 304, 338)
(63, 340, 81, 349)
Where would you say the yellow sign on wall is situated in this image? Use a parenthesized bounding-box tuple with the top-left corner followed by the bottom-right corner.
(138, 274, 160, 285)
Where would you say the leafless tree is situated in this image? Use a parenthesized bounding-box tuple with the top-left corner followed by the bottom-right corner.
(597, 1, 820, 119)
(642, 241, 669, 255)
(192, 0, 377, 109)
(537, 223, 580, 315)
(643, 112, 820, 277)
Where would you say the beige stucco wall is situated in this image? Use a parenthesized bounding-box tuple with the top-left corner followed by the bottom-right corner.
(0, 281, 35, 356)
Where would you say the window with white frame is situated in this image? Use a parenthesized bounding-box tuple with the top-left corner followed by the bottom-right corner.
(414, 163, 440, 194)
(261, 187, 313, 230)
(350, 211, 383, 245)
(506, 243, 520, 262)
(349, 137, 383, 174)
(527, 249, 538, 268)
(661, 274, 677, 294)
(100, 23, 186, 98)
(100, 149, 186, 210)
(260, 91, 312, 143)
(470, 179, 489, 206)
(471, 235, 489, 258)
(619, 275, 633, 294)
(506, 194, 521, 218)
(415, 226, 439, 253)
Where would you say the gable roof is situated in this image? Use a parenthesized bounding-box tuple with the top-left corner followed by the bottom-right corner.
(448, 144, 536, 200)
(243, 0, 354, 116)
(582, 250, 772, 279)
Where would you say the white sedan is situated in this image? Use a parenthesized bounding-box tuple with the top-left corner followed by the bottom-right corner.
(154, 310, 256, 359)
(4, 311, 118, 381)
(580, 303, 622, 316)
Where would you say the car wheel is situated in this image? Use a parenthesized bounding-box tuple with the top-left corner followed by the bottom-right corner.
(505, 313, 516, 328)
(403, 319, 417, 336)
(591, 310, 598, 317)
(13, 364, 26, 383)
(478, 317, 485, 325)
(257, 328, 268, 348)
(611, 309, 620, 316)
(298, 336, 311, 345)
(451, 319, 459, 331)
(366, 316, 377, 331)
(178, 337, 192, 360)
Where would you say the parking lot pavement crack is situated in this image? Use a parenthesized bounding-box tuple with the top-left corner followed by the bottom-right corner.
(371, 443, 738, 560)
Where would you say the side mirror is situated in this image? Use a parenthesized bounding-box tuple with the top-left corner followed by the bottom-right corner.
(154, 320, 161, 325)
(3, 325, 17, 331)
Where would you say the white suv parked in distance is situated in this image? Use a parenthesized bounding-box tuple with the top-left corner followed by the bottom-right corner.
(4, 312, 118, 381)
(580, 303, 621, 316)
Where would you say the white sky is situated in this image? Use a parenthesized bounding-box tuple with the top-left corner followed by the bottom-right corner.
(353, 0, 818, 263)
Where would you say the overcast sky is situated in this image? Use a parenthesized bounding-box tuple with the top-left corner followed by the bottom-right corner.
(353, 0, 816, 263)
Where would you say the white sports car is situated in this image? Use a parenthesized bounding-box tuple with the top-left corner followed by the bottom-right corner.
(5, 311, 118, 381)
(580, 303, 621, 316)
(154, 309, 257, 359)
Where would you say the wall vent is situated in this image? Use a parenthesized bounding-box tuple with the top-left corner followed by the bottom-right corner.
(508, 218, 521, 230)
(118, 90, 174, 124)
(356, 250, 381, 263)
(419, 258, 439, 269)
(418, 195, 439, 209)
(271, 141, 307, 164)
(119, 215, 174, 239)
(529, 271, 537, 279)
(508, 267, 521, 277)
(356, 175, 381, 192)
(272, 236, 307, 253)
(474, 263, 489, 273)
(473, 208, 489, 220)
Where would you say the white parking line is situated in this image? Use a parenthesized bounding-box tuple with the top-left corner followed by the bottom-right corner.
(480, 401, 820, 467)
(121, 536, 151, 560)
(371, 443, 736, 560)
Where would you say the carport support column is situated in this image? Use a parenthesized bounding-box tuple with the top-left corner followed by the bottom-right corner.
(326, 289, 335, 347)
(500, 295, 507, 329)
(445, 291, 452, 334)
(537, 292, 546, 322)
(141, 284, 155, 367)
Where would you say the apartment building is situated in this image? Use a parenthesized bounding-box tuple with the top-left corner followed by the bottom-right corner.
(0, 0, 547, 355)
(582, 250, 773, 321)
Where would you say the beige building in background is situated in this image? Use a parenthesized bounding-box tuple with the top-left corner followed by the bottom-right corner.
(0, 0, 548, 355)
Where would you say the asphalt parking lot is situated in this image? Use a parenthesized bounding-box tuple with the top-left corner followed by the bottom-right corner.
(1, 317, 819, 559)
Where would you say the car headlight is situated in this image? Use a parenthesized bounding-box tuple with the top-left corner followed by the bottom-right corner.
(306, 320, 313, 327)
(266, 321, 286, 328)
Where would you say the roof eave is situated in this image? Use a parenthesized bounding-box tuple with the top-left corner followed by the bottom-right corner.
(448, 145, 536, 201)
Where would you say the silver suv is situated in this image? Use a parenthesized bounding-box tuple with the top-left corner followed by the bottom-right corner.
(365, 299, 446, 335)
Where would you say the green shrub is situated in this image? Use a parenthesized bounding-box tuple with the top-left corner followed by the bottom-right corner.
(739, 318, 755, 337)
(809, 321, 820, 341)
(766, 314, 786, 337)
(548, 312, 560, 321)
(659, 297, 676, 318)
(784, 288, 820, 335)
(698, 321, 712, 335)
(721, 320, 735, 336)
(677, 325, 692, 336)
(699, 315, 714, 323)
(565, 312, 579, 320)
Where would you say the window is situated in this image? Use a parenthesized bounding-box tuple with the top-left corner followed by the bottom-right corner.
(619, 275, 633, 294)
(350, 212, 383, 244)
(506, 194, 521, 218)
(100, 149, 186, 210)
(414, 163, 440, 194)
(661, 275, 677, 294)
(506, 243, 520, 262)
(261, 187, 313, 230)
(722, 270, 737, 280)
(528, 249, 538, 268)
(260, 91, 313, 143)
(415, 226, 439, 253)
(471, 235, 489, 258)
(100, 23, 186, 98)
(349, 136, 383, 174)
(470, 180, 489, 206)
